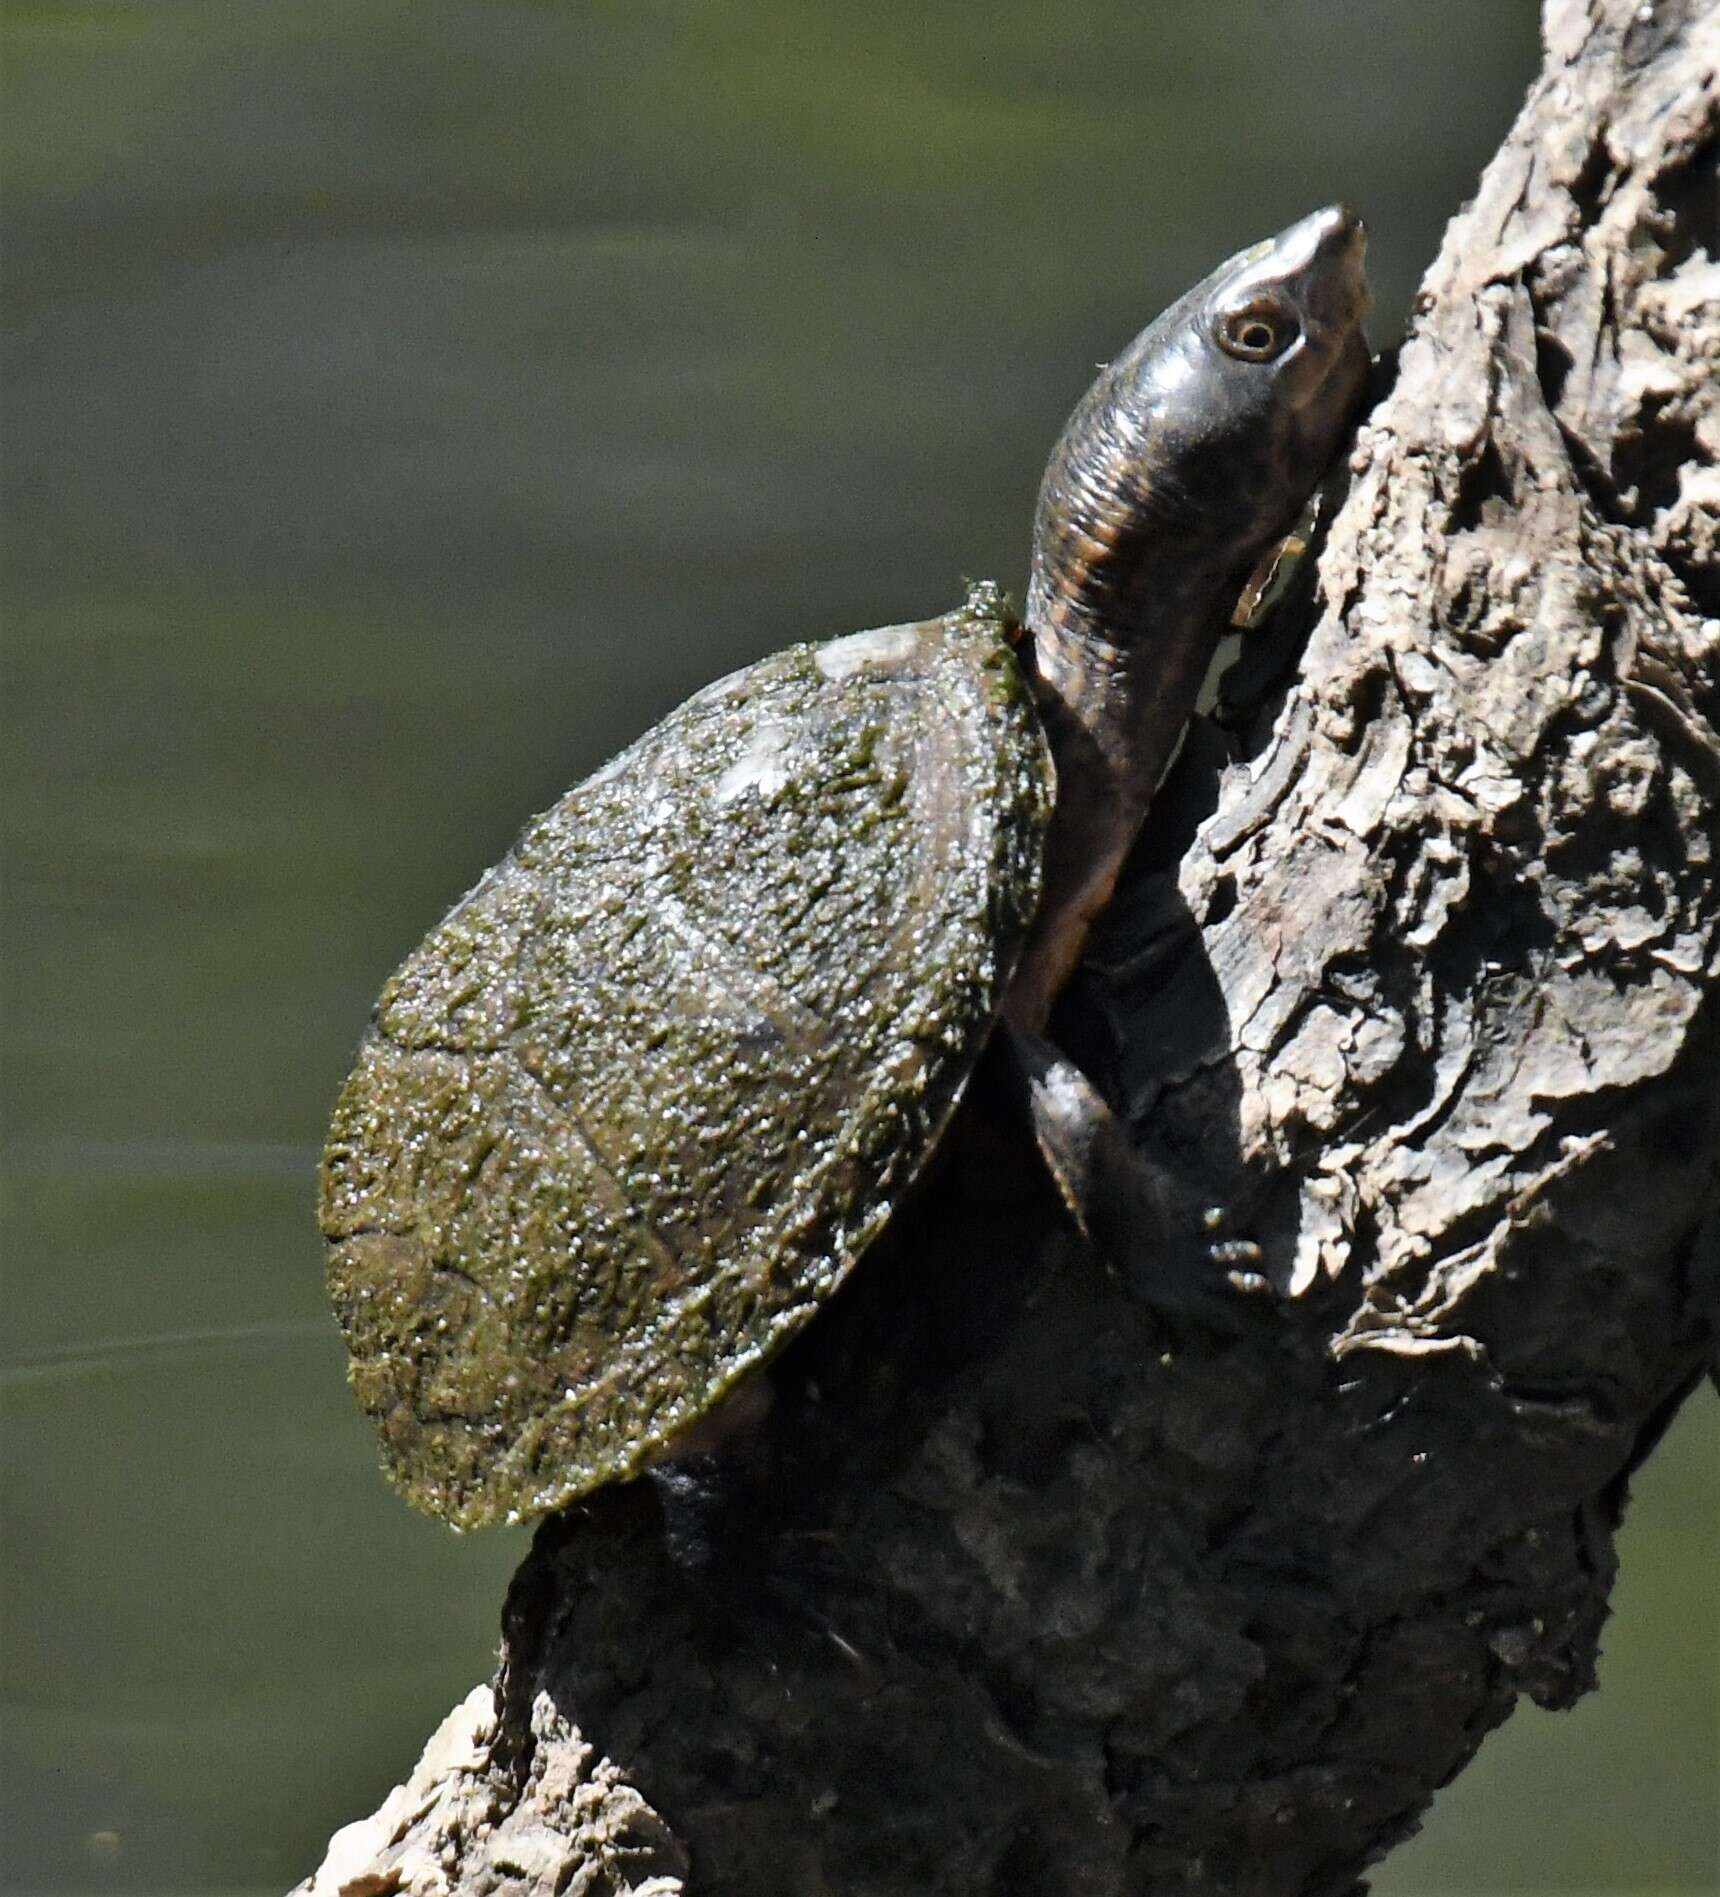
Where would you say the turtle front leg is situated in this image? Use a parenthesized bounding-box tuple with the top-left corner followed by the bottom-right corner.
(999, 1022, 1255, 1335)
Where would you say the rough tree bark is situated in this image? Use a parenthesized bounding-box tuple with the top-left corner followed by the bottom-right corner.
(298, 3, 1719, 1891)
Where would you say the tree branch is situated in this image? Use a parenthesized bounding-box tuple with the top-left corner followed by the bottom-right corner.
(297, 2, 1719, 1890)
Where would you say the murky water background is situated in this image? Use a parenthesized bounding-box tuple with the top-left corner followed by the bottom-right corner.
(4, 4, 1714, 1890)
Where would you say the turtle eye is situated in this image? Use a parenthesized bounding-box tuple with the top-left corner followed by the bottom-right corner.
(1217, 299, 1299, 362)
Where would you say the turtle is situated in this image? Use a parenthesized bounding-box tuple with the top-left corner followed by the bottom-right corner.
(320, 204, 1371, 1529)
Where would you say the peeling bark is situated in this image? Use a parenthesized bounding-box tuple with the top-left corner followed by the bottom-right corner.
(297, 3, 1719, 1891)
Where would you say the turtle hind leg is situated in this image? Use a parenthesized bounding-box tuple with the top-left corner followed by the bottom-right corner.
(647, 1454, 737, 1573)
(999, 1021, 1250, 1336)
(642, 1370, 783, 1573)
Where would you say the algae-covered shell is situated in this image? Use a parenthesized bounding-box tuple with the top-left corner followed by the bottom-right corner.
(320, 588, 1052, 1527)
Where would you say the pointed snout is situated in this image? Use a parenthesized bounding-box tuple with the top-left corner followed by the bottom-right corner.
(1279, 203, 1371, 338)
(1296, 202, 1367, 255)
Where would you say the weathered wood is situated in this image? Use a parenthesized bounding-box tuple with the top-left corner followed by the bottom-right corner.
(296, 3, 1719, 1890)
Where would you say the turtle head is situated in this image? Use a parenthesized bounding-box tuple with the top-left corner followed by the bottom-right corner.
(1025, 204, 1371, 658)
(1004, 209, 1370, 1029)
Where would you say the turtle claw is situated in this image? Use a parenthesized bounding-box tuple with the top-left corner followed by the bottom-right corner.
(1000, 1022, 1246, 1336)
(1202, 1223, 1276, 1300)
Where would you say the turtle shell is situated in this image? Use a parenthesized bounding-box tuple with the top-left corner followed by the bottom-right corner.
(320, 588, 1053, 1527)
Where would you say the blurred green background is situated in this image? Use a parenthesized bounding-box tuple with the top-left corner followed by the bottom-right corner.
(2, 3, 1714, 1891)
